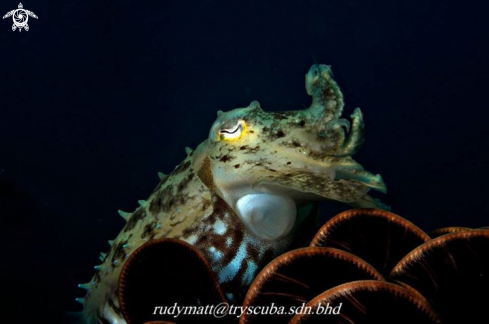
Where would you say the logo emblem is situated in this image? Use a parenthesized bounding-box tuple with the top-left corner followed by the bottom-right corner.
(3, 3, 37, 32)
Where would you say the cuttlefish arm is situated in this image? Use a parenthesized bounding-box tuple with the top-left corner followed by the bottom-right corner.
(305, 64, 366, 157)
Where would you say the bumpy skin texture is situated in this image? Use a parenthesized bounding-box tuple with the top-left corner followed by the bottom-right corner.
(78, 64, 386, 324)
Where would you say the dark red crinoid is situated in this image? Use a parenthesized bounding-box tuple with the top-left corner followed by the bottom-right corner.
(118, 209, 489, 324)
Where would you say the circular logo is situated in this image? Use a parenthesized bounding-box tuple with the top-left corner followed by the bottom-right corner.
(13, 9, 27, 27)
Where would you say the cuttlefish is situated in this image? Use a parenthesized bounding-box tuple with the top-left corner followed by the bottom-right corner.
(76, 64, 386, 324)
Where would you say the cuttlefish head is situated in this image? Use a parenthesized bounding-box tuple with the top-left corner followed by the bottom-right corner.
(193, 64, 386, 242)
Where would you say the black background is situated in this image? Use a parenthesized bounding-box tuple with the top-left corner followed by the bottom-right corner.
(1, 1, 488, 323)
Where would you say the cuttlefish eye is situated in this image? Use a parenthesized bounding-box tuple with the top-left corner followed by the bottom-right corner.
(218, 119, 247, 141)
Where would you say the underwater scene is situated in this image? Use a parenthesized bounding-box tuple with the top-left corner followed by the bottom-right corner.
(1, 1, 488, 323)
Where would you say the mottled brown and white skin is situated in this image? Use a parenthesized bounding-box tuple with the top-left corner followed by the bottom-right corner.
(77, 64, 386, 324)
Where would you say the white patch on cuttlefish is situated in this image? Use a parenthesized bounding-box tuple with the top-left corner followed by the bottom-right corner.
(102, 303, 126, 324)
(184, 234, 199, 245)
(213, 219, 227, 235)
(226, 237, 233, 247)
(209, 246, 223, 261)
(243, 260, 259, 285)
(218, 242, 248, 282)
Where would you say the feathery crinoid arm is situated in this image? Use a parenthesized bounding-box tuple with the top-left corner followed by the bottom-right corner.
(26, 10, 38, 18)
(3, 10, 14, 19)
